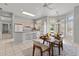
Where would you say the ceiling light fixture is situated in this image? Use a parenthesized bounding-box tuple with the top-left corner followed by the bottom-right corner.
(22, 11, 35, 17)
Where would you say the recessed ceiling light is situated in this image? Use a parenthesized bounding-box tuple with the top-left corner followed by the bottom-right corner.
(22, 11, 35, 17)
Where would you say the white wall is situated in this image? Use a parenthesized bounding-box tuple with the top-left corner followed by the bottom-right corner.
(0, 22, 2, 40)
(74, 6, 79, 44)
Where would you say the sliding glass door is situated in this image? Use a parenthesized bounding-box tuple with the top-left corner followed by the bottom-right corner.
(66, 16, 74, 43)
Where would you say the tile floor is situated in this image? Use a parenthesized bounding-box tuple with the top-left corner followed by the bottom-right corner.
(0, 39, 79, 56)
(0, 39, 33, 56)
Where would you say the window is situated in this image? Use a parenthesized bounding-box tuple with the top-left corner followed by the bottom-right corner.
(66, 15, 74, 42)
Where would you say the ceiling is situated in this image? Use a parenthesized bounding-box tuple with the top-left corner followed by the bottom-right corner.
(0, 3, 79, 20)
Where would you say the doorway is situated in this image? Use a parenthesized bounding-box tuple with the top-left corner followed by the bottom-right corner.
(2, 23, 12, 40)
(2, 24, 8, 33)
(0, 10, 13, 40)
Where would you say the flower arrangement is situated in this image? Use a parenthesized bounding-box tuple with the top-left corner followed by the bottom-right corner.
(54, 32, 60, 40)
(40, 33, 49, 40)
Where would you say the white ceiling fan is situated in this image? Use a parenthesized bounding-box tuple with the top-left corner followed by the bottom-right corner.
(42, 3, 54, 10)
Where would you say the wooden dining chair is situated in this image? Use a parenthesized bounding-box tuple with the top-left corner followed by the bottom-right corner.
(53, 40, 63, 55)
(32, 39, 50, 56)
(53, 34, 63, 55)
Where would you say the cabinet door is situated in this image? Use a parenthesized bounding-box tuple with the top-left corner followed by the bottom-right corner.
(24, 28, 32, 40)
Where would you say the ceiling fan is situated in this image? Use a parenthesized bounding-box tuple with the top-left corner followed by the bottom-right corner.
(42, 3, 54, 10)
(4, 3, 8, 5)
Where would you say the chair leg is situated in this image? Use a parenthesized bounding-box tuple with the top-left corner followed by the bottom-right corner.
(33, 45, 35, 56)
(48, 49, 50, 56)
(40, 49, 43, 56)
(61, 43, 63, 50)
(58, 44, 60, 56)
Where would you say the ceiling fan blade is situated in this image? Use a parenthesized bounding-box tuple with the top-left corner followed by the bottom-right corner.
(43, 3, 53, 7)
(46, 6, 53, 10)
(4, 3, 8, 6)
(42, 3, 53, 10)
(43, 3, 47, 7)
(47, 3, 53, 6)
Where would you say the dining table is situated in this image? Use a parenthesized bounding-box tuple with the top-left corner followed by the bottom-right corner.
(40, 35, 62, 56)
(40, 32, 63, 56)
